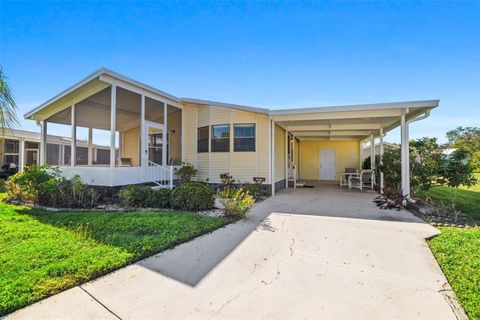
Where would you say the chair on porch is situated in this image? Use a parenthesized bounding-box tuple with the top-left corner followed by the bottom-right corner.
(339, 167, 358, 187)
(348, 169, 375, 191)
(119, 158, 133, 167)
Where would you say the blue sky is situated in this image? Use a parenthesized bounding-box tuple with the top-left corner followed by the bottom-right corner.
(1, 1, 479, 143)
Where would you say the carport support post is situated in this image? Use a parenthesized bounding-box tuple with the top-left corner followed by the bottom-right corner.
(271, 120, 275, 196)
(71, 104, 76, 167)
(110, 84, 117, 168)
(379, 127, 384, 194)
(370, 134, 375, 170)
(40, 121, 47, 165)
(140, 94, 146, 168)
(285, 130, 288, 189)
(400, 109, 410, 197)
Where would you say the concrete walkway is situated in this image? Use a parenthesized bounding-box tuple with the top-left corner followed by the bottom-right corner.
(7, 186, 457, 320)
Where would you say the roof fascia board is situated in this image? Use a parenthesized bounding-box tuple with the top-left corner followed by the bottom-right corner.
(269, 100, 439, 115)
(271, 108, 402, 122)
(24, 68, 106, 119)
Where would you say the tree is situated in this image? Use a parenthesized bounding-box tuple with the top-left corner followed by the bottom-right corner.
(0, 67, 19, 130)
(376, 137, 476, 195)
(446, 126, 480, 170)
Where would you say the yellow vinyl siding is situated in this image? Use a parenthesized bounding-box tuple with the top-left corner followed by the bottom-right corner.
(181, 103, 270, 184)
(255, 115, 270, 183)
(299, 140, 360, 181)
(274, 125, 285, 182)
(182, 104, 197, 166)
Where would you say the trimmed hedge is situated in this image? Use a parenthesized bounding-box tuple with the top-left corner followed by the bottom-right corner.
(171, 182, 214, 211)
(119, 185, 171, 208)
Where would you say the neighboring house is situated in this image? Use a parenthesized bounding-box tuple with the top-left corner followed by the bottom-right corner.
(24, 68, 439, 196)
(0, 128, 111, 173)
(361, 142, 399, 161)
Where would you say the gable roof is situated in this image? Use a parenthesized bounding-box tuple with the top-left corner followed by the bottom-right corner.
(24, 68, 439, 122)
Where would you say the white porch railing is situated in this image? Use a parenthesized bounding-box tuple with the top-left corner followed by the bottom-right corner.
(144, 161, 174, 189)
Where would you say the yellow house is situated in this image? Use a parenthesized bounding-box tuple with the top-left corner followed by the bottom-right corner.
(24, 68, 439, 196)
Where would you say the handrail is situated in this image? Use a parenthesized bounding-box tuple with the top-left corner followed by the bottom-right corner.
(144, 161, 174, 189)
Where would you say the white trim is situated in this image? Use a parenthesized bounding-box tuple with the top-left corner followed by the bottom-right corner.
(269, 100, 439, 115)
(271, 120, 275, 196)
(140, 94, 146, 168)
(110, 84, 116, 169)
(285, 130, 288, 189)
(71, 104, 76, 167)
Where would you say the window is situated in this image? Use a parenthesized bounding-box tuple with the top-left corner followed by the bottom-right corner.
(234, 124, 255, 152)
(197, 126, 209, 153)
(5, 140, 19, 153)
(4, 155, 19, 164)
(211, 124, 230, 152)
(25, 141, 39, 149)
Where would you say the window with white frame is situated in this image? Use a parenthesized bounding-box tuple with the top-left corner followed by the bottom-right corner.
(211, 124, 230, 152)
(234, 124, 255, 152)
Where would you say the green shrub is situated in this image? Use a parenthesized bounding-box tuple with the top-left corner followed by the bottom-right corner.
(146, 188, 171, 208)
(119, 185, 152, 208)
(219, 188, 255, 218)
(5, 166, 97, 208)
(0, 179, 6, 193)
(5, 165, 58, 205)
(120, 185, 172, 208)
(175, 163, 198, 183)
(242, 182, 261, 200)
(55, 175, 98, 208)
(171, 182, 214, 211)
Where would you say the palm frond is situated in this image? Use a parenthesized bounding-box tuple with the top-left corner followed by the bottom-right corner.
(0, 66, 20, 133)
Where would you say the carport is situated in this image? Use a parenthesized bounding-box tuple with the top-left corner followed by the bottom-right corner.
(269, 100, 439, 197)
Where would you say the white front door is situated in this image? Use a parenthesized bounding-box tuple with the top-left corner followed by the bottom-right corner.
(319, 149, 336, 180)
(145, 122, 166, 166)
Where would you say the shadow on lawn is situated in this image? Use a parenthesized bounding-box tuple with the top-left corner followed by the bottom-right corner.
(16, 205, 274, 287)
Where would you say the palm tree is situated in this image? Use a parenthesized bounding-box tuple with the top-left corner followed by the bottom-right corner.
(0, 67, 19, 131)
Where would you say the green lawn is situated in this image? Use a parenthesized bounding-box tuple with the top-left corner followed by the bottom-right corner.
(428, 227, 480, 320)
(420, 173, 480, 221)
(0, 199, 229, 315)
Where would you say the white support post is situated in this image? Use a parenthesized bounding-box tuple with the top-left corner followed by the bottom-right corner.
(292, 136, 296, 189)
(298, 141, 302, 180)
(400, 110, 410, 197)
(370, 134, 375, 170)
(140, 94, 146, 167)
(110, 84, 116, 168)
(163, 102, 167, 166)
(88, 127, 93, 166)
(71, 104, 76, 167)
(379, 127, 384, 194)
(40, 121, 47, 165)
(19, 139, 25, 172)
(285, 130, 288, 189)
(271, 120, 275, 196)
(169, 166, 174, 190)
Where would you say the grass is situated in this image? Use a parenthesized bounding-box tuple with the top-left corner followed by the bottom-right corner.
(428, 227, 480, 320)
(419, 173, 480, 221)
(0, 198, 229, 315)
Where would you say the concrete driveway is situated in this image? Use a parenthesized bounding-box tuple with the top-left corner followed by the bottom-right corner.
(7, 185, 458, 320)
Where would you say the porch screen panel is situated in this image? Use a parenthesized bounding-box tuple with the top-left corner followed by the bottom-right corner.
(115, 87, 141, 166)
(145, 97, 165, 124)
(168, 105, 182, 165)
(96, 149, 110, 165)
(46, 143, 60, 165)
(76, 147, 88, 165)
